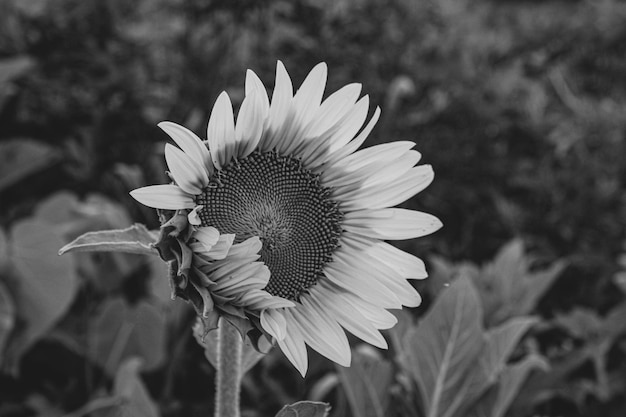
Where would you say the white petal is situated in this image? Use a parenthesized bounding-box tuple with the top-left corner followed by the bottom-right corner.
(291, 301, 351, 367)
(343, 233, 427, 279)
(245, 69, 270, 114)
(338, 234, 422, 307)
(226, 236, 263, 258)
(129, 185, 195, 209)
(302, 83, 362, 139)
(193, 227, 219, 251)
(343, 208, 443, 240)
(262, 61, 294, 152)
(277, 311, 309, 377)
(261, 308, 287, 340)
(207, 91, 236, 169)
(325, 251, 402, 308)
(204, 233, 235, 260)
(301, 95, 370, 168)
(338, 165, 434, 210)
(308, 286, 388, 349)
(165, 144, 208, 194)
(318, 280, 399, 330)
(158, 121, 214, 175)
(278, 63, 328, 155)
(325, 141, 416, 182)
(236, 85, 267, 158)
(320, 106, 381, 168)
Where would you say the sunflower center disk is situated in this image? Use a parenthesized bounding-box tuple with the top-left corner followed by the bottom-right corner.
(196, 151, 342, 301)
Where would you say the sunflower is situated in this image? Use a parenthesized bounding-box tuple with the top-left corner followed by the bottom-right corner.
(131, 61, 442, 376)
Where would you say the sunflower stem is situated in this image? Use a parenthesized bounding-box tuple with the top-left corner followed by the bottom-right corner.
(214, 318, 243, 417)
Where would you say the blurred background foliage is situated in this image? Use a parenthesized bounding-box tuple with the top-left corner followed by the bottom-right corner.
(1, 0, 626, 416)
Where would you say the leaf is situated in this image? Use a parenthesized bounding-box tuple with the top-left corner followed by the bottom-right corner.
(469, 354, 548, 417)
(404, 274, 485, 417)
(456, 317, 538, 416)
(475, 239, 564, 327)
(0, 140, 62, 192)
(489, 354, 549, 417)
(0, 282, 16, 364)
(59, 224, 159, 256)
(0, 56, 35, 85)
(111, 358, 160, 417)
(193, 318, 265, 375)
(336, 347, 393, 417)
(89, 298, 166, 375)
(7, 219, 78, 364)
(275, 401, 331, 417)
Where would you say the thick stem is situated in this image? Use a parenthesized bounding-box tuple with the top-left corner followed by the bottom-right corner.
(214, 318, 243, 417)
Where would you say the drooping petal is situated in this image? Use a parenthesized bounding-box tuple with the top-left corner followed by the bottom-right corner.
(307, 286, 388, 349)
(277, 310, 309, 377)
(207, 91, 236, 169)
(261, 308, 288, 340)
(290, 302, 351, 367)
(129, 185, 195, 209)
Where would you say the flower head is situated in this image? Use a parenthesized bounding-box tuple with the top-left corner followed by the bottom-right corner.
(131, 61, 442, 376)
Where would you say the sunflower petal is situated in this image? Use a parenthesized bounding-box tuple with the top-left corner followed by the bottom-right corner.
(261, 308, 288, 341)
(165, 144, 208, 195)
(278, 311, 309, 377)
(158, 121, 214, 175)
(343, 208, 443, 240)
(207, 91, 236, 169)
(130, 185, 195, 209)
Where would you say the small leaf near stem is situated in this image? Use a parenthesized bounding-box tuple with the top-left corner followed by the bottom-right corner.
(215, 318, 243, 417)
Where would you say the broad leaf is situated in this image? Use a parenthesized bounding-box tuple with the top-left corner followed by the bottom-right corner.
(7, 219, 78, 364)
(275, 401, 330, 417)
(0, 140, 61, 192)
(59, 224, 159, 256)
(470, 354, 548, 417)
(336, 347, 393, 417)
(404, 275, 485, 417)
(478, 239, 564, 327)
(89, 298, 166, 375)
(455, 317, 538, 416)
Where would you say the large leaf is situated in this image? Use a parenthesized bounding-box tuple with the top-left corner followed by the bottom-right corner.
(89, 298, 166, 375)
(336, 347, 393, 417)
(7, 219, 78, 364)
(275, 401, 330, 417)
(404, 275, 485, 417)
(478, 239, 565, 327)
(469, 354, 548, 417)
(59, 224, 159, 256)
(455, 317, 538, 416)
(0, 140, 61, 192)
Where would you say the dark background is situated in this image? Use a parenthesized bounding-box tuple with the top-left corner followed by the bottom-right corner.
(1, 0, 625, 416)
